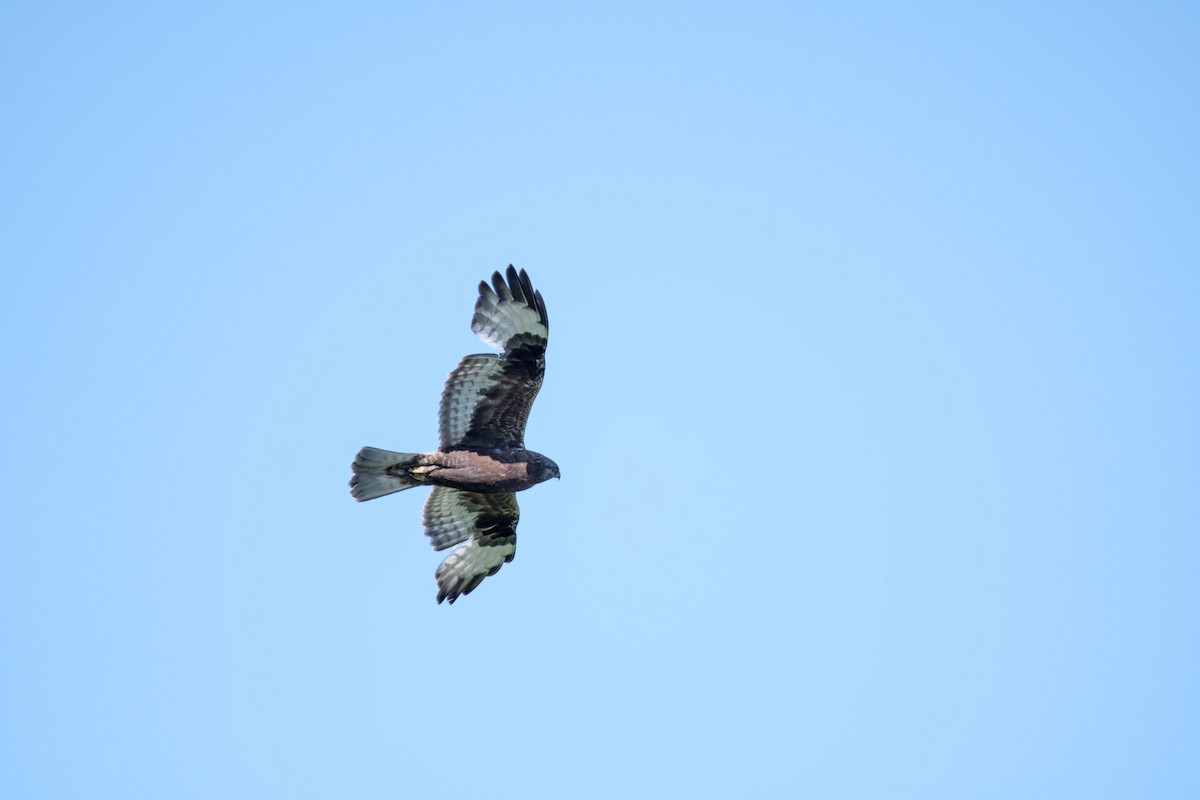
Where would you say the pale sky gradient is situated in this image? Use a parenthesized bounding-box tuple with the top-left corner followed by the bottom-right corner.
(3, 3, 1198, 798)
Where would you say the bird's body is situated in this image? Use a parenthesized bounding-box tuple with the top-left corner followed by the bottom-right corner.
(350, 266, 558, 604)
(357, 446, 557, 495)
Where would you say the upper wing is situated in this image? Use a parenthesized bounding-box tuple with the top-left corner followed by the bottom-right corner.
(439, 266, 548, 450)
(422, 486, 519, 604)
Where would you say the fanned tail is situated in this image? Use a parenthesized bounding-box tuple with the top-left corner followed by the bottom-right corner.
(350, 447, 425, 501)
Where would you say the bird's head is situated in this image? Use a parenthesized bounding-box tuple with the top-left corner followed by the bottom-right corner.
(526, 452, 561, 485)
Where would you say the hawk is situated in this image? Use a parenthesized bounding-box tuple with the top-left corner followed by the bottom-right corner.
(350, 266, 559, 603)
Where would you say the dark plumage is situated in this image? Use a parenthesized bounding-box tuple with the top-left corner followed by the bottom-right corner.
(350, 266, 559, 603)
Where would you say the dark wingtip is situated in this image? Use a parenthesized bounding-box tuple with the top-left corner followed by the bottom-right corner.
(510, 265, 549, 329)
(534, 288, 548, 328)
(478, 264, 548, 328)
(508, 265, 534, 306)
(513, 266, 531, 301)
(491, 270, 512, 300)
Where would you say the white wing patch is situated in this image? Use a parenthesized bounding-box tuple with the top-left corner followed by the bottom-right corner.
(435, 535, 516, 605)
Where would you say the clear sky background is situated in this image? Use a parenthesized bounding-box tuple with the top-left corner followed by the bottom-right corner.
(2, 3, 1198, 798)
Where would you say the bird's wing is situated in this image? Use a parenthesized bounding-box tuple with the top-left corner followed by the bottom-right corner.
(439, 266, 548, 450)
(423, 487, 519, 604)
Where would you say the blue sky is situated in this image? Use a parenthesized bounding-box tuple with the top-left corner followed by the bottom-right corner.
(2, 2, 1198, 798)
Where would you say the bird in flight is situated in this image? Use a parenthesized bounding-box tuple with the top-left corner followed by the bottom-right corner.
(350, 266, 559, 603)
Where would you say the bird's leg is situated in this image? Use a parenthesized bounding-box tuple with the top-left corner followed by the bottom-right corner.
(408, 464, 439, 481)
